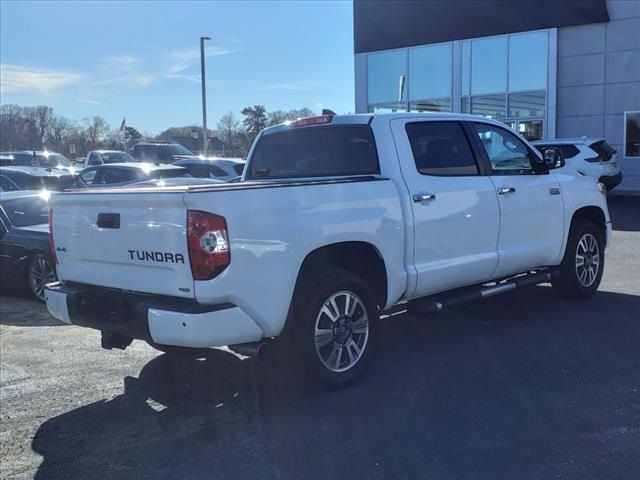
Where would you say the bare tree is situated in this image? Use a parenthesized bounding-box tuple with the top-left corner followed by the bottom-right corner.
(83, 116, 110, 149)
(217, 111, 243, 156)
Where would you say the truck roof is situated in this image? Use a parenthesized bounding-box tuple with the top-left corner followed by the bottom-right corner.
(262, 112, 513, 136)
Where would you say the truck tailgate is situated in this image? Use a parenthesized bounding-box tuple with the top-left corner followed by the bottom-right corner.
(51, 192, 195, 298)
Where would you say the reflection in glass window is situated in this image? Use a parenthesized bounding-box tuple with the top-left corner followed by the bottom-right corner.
(509, 91, 545, 117)
(462, 41, 470, 96)
(367, 50, 407, 104)
(473, 123, 533, 172)
(471, 94, 506, 119)
(409, 43, 452, 102)
(409, 99, 451, 112)
(471, 36, 507, 95)
(625, 111, 640, 158)
(509, 31, 547, 92)
(368, 104, 408, 113)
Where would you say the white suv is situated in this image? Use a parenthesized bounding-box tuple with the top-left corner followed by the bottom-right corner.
(532, 137, 622, 190)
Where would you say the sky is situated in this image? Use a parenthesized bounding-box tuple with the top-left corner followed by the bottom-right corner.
(0, 0, 355, 134)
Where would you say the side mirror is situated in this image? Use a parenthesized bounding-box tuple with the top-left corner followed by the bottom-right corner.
(542, 147, 565, 169)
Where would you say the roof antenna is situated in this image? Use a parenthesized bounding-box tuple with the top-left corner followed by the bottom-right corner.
(322, 109, 337, 116)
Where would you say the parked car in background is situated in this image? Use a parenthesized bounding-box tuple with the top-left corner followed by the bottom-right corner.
(0, 151, 75, 171)
(132, 142, 193, 164)
(532, 138, 622, 190)
(129, 177, 224, 188)
(83, 150, 136, 168)
(172, 157, 246, 182)
(79, 162, 188, 187)
(0, 190, 56, 301)
(0, 166, 85, 192)
(0, 155, 16, 166)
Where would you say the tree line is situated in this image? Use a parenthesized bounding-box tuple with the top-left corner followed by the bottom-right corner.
(0, 103, 317, 158)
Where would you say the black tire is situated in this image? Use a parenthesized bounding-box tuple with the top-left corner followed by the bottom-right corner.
(285, 268, 380, 387)
(27, 253, 57, 302)
(553, 219, 604, 299)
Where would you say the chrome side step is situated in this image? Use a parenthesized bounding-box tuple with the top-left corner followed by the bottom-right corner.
(407, 271, 553, 316)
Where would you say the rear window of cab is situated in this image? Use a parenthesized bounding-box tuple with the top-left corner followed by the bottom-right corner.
(247, 125, 379, 180)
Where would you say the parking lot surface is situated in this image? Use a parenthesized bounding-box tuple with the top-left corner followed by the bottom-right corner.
(1, 198, 639, 480)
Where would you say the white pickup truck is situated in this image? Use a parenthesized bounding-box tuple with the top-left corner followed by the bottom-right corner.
(45, 113, 611, 385)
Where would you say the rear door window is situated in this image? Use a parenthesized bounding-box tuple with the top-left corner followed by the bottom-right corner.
(248, 125, 379, 180)
(405, 121, 479, 175)
(590, 140, 616, 161)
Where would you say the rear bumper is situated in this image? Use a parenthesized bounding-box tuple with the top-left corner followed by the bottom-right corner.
(44, 282, 264, 348)
(599, 172, 623, 191)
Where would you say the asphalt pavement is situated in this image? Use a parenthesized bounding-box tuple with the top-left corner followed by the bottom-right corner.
(1, 197, 638, 480)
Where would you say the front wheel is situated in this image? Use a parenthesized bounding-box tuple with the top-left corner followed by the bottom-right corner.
(288, 268, 379, 386)
(27, 253, 57, 302)
(553, 219, 604, 299)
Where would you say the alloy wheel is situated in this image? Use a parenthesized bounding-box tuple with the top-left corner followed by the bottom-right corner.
(314, 290, 369, 373)
(575, 233, 600, 288)
(29, 256, 56, 301)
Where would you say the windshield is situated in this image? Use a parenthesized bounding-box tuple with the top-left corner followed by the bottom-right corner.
(37, 153, 71, 167)
(163, 144, 193, 156)
(248, 125, 379, 180)
(101, 152, 135, 163)
(1, 196, 49, 226)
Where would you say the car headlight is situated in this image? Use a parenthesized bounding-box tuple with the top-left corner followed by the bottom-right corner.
(597, 182, 607, 195)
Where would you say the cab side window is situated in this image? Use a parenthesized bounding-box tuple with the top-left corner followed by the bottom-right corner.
(405, 121, 479, 176)
(472, 123, 535, 174)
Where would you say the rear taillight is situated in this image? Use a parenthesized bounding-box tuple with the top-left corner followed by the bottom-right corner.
(585, 155, 603, 163)
(187, 210, 230, 280)
(49, 208, 58, 264)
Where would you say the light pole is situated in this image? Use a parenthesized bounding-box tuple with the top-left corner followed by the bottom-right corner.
(200, 36, 211, 156)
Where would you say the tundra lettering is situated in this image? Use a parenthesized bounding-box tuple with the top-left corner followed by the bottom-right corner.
(127, 249, 185, 264)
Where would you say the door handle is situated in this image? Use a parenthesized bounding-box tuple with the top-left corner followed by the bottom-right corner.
(497, 187, 516, 195)
(413, 192, 436, 203)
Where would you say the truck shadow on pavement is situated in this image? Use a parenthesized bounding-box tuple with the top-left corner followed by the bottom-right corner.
(608, 196, 640, 232)
(31, 286, 640, 480)
(0, 294, 65, 327)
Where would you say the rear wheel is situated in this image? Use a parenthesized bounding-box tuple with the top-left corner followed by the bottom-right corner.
(27, 254, 56, 302)
(553, 219, 604, 299)
(287, 268, 379, 386)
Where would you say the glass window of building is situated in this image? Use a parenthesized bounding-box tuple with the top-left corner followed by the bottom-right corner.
(625, 111, 640, 158)
(471, 36, 507, 95)
(471, 94, 506, 119)
(408, 43, 452, 111)
(508, 91, 545, 118)
(508, 31, 547, 92)
(409, 100, 451, 112)
(367, 50, 407, 105)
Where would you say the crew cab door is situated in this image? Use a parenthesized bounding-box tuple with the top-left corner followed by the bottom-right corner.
(468, 122, 565, 277)
(391, 119, 500, 297)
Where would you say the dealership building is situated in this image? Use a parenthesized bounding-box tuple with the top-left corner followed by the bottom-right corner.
(354, 0, 640, 192)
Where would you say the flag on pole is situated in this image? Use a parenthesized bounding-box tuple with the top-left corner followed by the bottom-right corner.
(119, 117, 126, 132)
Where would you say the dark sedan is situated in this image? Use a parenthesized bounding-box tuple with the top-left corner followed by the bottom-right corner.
(0, 166, 85, 192)
(0, 191, 56, 301)
(79, 163, 188, 187)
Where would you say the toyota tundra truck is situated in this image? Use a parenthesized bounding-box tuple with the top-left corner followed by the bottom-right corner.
(45, 113, 611, 385)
